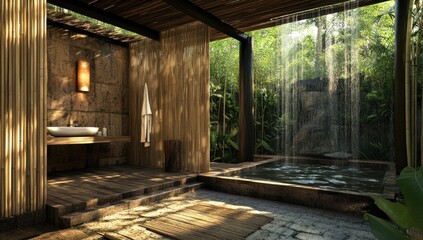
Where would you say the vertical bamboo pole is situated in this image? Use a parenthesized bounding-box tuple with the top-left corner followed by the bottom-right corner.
(6, 0, 13, 217)
(40, 0, 47, 211)
(29, 0, 36, 211)
(12, 0, 17, 215)
(0, 0, 47, 218)
(394, 0, 412, 173)
(15, 0, 21, 214)
(21, 0, 27, 213)
(0, 0, 5, 218)
(407, 1, 417, 169)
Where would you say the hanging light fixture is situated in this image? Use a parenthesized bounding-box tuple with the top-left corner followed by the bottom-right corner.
(77, 60, 90, 92)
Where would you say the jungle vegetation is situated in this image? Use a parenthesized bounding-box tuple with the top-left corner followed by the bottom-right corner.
(210, 1, 422, 163)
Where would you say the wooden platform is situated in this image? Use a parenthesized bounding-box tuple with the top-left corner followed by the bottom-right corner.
(47, 165, 199, 226)
(142, 203, 273, 240)
(31, 229, 90, 240)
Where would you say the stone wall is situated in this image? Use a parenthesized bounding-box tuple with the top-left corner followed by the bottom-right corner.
(47, 25, 129, 173)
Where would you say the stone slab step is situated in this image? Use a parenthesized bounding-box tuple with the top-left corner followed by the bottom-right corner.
(47, 175, 198, 225)
(59, 182, 203, 228)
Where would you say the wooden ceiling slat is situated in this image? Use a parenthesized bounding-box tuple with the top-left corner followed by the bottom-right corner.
(48, 0, 389, 41)
(48, 0, 160, 40)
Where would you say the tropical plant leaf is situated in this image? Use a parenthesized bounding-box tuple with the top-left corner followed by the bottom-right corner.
(372, 196, 413, 229)
(227, 139, 239, 151)
(365, 214, 409, 240)
(257, 139, 274, 152)
(365, 90, 382, 101)
(229, 127, 239, 138)
(366, 114, 377, 121)
(211, 93, 224, 98)
(396, 167, 423, 231)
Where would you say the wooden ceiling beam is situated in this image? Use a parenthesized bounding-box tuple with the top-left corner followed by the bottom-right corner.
(48, 0, 160, 41)
(161, 0, 248, 42)
(47, 19, 129, 47)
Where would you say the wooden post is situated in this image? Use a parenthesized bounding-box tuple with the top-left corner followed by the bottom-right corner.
(394, 0, 411, 173)
(239, 37, 255, 162)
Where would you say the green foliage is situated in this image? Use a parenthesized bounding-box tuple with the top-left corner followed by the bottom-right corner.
(366, 214, 409, 240)
(372, 196, 413, 229)
(210, 2, 398, 162)
(210, 38, 240, 162)
(396, 167, 423, 231)
(365, 167, 423, 239)
(210, 127, 239, 163)
(359, 141, 392, 160)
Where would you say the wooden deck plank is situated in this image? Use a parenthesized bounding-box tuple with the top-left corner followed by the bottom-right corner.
(73, 182, 119, 196)
(48, 187, 89, 204)
(179, 209, 259, 232)
(0, 225, 58, 240)
(47, 165, 197, 209)
(53, 171, 151, 192)
(166, 212, 247, 239)
(31, 229, 90, 240)
(191, 204, 273, 225)
(48, 167, 132, 181)
(49, 166, 188, 184)
(46, 165, 201, 225)
(48, 166, 195, 186)
(148, 217, 228, 240)
(144, 220, 210, 240)
(47, 195, 72, 205)
(49, 185, 97, 202)
(141, 203, 273, 240)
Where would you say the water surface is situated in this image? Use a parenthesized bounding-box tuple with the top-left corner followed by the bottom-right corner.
(237, 161, 386, 193)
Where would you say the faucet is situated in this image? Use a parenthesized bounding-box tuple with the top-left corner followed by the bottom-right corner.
(68, 120, 79, 127)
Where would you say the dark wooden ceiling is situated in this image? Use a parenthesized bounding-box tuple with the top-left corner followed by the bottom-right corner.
(50, 0, 388, 41)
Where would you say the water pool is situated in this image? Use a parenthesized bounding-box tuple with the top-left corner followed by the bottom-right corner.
(236, 160, 386, 193)
(200, 157, 396, 213)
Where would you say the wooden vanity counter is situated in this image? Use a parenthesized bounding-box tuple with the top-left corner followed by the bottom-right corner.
(47, 136, 131, 145)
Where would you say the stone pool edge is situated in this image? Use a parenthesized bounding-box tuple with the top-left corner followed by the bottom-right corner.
(200, 155, 396, 215)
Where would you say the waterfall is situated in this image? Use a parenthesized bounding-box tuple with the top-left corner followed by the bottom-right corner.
(274, 2, 361, 159)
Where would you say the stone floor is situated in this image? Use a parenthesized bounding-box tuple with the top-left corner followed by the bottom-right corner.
(3, 189, 376, 239)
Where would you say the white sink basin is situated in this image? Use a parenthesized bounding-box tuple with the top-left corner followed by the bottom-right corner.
(47, 127, 99, 137)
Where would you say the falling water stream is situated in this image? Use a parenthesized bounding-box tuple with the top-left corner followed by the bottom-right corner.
(272, 2, 362, 159)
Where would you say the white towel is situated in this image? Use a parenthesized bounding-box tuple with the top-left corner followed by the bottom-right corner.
(140, 82, 152, 147)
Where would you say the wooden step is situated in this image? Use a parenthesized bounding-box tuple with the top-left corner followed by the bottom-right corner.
(59, 182, 203, 228)
(47, 175, 197, 226)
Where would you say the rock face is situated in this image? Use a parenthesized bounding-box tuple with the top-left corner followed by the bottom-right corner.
(291, 78, 354, 158)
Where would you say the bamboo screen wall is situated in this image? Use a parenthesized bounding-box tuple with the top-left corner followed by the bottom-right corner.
(130, 22, 210, 173)
(0, 1, 47, 218)
(130, 39, 162, 168)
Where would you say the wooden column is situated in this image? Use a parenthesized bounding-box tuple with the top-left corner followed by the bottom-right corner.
(0, 0, 47, 220)
(239, 37, 255, 162)
(394, 0, 411, 173)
